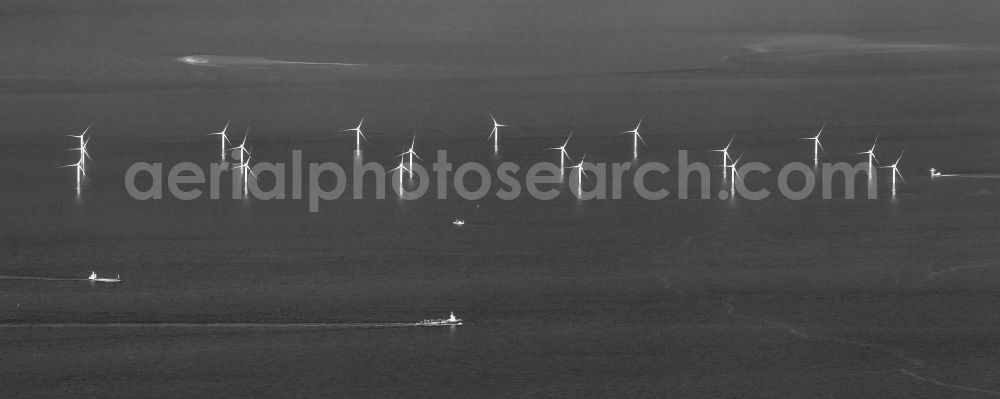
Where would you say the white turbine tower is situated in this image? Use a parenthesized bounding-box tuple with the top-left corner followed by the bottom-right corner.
(711, 137, 734, 178)
(230, 131, 252, 196)
(387, 156, 410, 194)
(621, 118, 646, 158)
(729, 153, 743, 197)
(64, 125, 92, 194)
(546, 133, 573, 179)
(233, 153, 256, 197)
(487, 112, 507, 153)
(208, 121, 231, 164)
(567, 153, 589, 197)
(341, 117, 368, 153)
(856, 134, 879, 182)
(881, 150, 905, 196)
(800, 125, 825, 165)
(396, 133, 423, 179)
(64, 159, 86, 194)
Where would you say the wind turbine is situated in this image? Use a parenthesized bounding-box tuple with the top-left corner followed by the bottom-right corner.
(856, 134, 879, 181)
(487, 112, 507, 153)
(881, 150, 905, 196)
(68, 125, 92, 166)
(341, 117, 368, 153)
(387, 156, 410, 194)
(231, 131, 250, 167)
(233, 153, 256, 197)
(65, 124, 92, 194)
(208, 121, 231, 164)
(729, 153, 743, 197)
(546, 133, 573, 179)
(620, 118, 646, 158)
(711, 137, 734, 178)
(800, 124, 824, 164)
(567, 153, 589, 196)
(396, 133, 423, 179)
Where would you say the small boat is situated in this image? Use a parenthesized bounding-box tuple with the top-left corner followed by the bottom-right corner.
(930, 168, 942, 178)
(452, 219, 465, 226)
(418, 312, 462, 327)
(88, 271, 121, 283)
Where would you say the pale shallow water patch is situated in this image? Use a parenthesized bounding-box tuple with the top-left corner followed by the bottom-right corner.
(723, 35, 994, 66)
(176, 55, 365, 68)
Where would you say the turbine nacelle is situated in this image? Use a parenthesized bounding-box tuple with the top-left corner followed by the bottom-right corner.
(855, 134, 880, 164)
(234, 163, 257, 178)
(711, 137, 735, 161)
(397, 133, 422, 159)
(229, 132, 252, 158)
(545, 133, 573, 157)
(567, 154, 591, 182)
(801, 125, 825, 141)
(62, 161, 87, 175)
(209, 121, 230, 136)
(729, 153, 744, 180)
(387, 156, 411, 193)
(489, 112, 508, 131)
(67, 123, 91, 140)
(800, 125, 825, 148)
(341, 118, 369, 143)
(396, 150, 424, 161)
(880, 150, 906, 183)
(387, 163, 410, 174)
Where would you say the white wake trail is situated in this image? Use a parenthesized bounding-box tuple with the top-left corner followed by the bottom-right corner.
(912, 262, 999, 288)
(938, 173, 1000, 179)
(899, 370, 1000, 396)
(0, 275, 91, 282)
(0, 322, 420, 329)
(720, 298, 1000, 396)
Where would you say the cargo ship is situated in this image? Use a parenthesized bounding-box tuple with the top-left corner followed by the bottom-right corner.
(88, 271, 121, 283)
(418, 312, 462, 326)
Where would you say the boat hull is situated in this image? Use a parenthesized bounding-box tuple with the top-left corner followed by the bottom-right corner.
(417, 321, 462, 327)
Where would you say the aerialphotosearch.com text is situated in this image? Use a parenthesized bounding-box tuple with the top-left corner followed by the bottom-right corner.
(125, 150, 879, 212)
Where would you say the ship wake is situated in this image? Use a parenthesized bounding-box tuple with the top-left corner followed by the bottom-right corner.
(720, 298, 1000, 396)
(0, 275, 91, 282)
(0, 322, 419, 329)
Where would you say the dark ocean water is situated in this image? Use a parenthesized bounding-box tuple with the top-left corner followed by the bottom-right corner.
(2, 1, 1000, 397)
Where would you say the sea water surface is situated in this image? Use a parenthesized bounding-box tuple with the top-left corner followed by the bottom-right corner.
(2, 1, 1000, 397)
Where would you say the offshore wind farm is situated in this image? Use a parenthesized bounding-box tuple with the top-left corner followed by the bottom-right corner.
(4, 1, 1000, 398)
